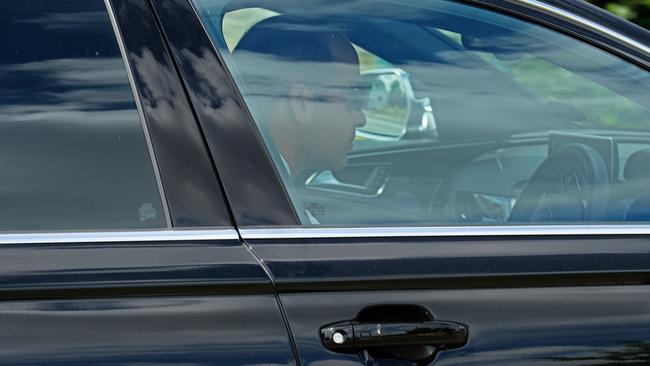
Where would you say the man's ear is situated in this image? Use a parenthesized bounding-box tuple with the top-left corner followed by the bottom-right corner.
(288, 84, 312, 124)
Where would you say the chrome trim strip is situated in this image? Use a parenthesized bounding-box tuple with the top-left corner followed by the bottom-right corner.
(240, 225, 650, 239)
(104, 0, 172, 228)
(516, 0, 650, 55)
(0, 229, 239, 245)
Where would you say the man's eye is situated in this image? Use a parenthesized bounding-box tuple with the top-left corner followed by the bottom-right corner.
(312, 95, 333, 103)
(320, 95, 345, 103)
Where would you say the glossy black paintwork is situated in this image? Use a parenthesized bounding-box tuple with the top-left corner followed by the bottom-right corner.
(0, 238, 268, 299)
(112, 0, 233, 227)
(148, 0, 300, 226)
(250, 236, 650, 289)
(0, 295, 293, 365)
(249, 235, 650, 365)
(0, 238, 298, 365)
(281, 286, 650, 366)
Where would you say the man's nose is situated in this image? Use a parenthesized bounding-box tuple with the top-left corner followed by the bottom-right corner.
(353, 109, 367, 128)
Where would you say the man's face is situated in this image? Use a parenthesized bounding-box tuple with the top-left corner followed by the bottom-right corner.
(295, 46, 367, 172)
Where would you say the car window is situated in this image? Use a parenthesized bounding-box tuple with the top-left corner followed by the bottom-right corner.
(0, 0, 167, 231)
(435, 28, 648, 131)
(193, 0, 650, 226)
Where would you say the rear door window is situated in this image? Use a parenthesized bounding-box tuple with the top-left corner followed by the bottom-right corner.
(0, 0, 167, 230)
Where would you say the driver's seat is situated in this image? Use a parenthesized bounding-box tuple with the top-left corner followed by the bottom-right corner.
(625, 192, 650, 221)
(621, 148, 650, 221)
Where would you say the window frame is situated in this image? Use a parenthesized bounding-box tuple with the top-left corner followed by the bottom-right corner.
(105, 0, 172, 229)
(109, 0, 235, 229)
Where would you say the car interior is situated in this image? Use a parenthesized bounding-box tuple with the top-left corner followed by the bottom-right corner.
(197, 0, 650, 226)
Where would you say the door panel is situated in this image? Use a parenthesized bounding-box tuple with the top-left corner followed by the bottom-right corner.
(280, 286, 650, 366)
(0, 233, 296, 365)
(249, 236, 650, 288)
(0, 295, 287, 365)
(248, 235, 650, 365)
(0, 236, 266, 298)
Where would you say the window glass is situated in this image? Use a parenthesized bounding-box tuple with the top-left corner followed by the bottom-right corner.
(436, 28, 648, 131)
(193, 0, 650, 226)
(0, 0, 167, 230)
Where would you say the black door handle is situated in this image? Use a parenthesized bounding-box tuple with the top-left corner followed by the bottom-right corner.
(321, 320, 468, 352)
(320, 305, 468, 365)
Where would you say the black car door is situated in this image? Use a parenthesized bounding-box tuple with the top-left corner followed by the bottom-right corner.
(152, 0, 650, 365)
(0, 1, 295, 364)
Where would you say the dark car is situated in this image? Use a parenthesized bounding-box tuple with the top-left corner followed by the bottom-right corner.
(1, 0, 650, 365)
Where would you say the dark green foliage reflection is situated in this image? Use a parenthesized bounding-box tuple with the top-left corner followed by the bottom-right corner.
(588, 1, 650, 29)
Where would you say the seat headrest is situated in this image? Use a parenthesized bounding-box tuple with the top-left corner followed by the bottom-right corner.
(624, 148, 650, 181)
(626, 192, 650, 221)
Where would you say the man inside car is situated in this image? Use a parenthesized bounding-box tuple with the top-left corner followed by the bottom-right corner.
(232, 15, 367, 177)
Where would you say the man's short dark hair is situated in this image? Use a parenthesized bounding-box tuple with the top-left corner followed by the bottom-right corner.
(234, 15, 353, 65)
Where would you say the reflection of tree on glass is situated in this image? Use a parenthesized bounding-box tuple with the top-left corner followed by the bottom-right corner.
(587, 0, 650, 29)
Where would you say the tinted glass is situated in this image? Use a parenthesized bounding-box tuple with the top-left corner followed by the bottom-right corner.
(0, 0, 167, 230)
(193, 0, 650, 226)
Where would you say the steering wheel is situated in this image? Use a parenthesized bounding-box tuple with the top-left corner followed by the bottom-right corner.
(509, 143, 609, 222)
